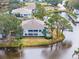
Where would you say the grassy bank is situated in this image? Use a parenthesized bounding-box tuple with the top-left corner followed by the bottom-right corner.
(21, 37, 50, 47)
(0, 37, 64, 47)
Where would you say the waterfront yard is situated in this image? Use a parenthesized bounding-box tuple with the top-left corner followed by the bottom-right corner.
(0, 29, 64, 47)
(0, 36, 64, 47)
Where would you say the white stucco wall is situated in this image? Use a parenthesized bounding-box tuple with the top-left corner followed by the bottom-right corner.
(0, 34, 2, 38)
(12, 7, 33, 18)
(23, 29, 44, 36)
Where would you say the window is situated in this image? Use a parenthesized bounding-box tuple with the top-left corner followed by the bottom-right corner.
(28, 30, 38, 32)
(20, 14, 23, 17)
(39, 30, 42, 32)
(34, 30, 38, 32)
(24, 14, 26, 16)
(28, 30, 33, 32)
(23, 0, 26, 1)
(15, 13, 20, 17)
(28, 33, 33, 36)
(25, 33, 27, 36)
(34, 33, 38, 36)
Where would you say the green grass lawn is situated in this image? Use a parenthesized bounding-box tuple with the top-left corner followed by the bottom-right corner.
(0, 37, 64, 47)
(21, 37, 51, 47)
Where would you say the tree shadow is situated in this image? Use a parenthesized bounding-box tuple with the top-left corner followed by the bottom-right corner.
(42, 46, 70, 59)
(5, 48, 23, 59)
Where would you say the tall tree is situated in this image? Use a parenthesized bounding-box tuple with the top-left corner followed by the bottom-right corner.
(46, 9, 76, 50)
(32, 3, 46, 20)
(66, 0, 79, 9)
(0, 14, 22, 39)
(46, 10, 73, 39)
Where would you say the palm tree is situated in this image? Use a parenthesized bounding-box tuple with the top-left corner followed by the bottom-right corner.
(45, 9, 75, 50)
(32, 3, 47, 20)
(33, 3, 77, 50)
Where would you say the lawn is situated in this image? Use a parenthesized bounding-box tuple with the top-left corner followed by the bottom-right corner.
(0, 37, 64, 47)
(21, 37, 51, 47)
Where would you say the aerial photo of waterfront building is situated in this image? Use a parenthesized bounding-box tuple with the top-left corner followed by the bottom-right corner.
(0, 0, 79, 59)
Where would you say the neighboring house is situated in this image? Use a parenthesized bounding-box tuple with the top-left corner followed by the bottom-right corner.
(21, 19, 46, 36)
(12, 8, 33, 18)
(11, 3, 35, 18)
